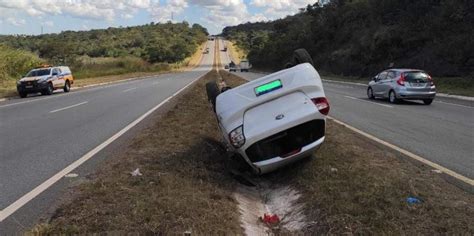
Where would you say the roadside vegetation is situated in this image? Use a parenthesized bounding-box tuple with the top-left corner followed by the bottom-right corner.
(32, 71, 473, 234)
(222, 0, 473, 95)
(0, 22, 208, 98)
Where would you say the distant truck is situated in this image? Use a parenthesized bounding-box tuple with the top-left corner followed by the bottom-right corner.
(239, 60, 251, 72)
(228, 60, 252, 72)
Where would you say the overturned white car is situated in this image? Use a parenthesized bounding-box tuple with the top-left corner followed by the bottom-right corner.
(207, 49, 329, 174)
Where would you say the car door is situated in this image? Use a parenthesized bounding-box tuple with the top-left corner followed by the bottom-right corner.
(380, 70, 396, 97)
(372, 71, 387, 96)
(51, 68, 64, 88)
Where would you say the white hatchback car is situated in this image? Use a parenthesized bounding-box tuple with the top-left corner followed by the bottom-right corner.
(207, 51, 329, 174)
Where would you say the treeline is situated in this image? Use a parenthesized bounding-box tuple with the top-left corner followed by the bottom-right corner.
(0, 22, 208, 65)
(222, 0, 473, 77)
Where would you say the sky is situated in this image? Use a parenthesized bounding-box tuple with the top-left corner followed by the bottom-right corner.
(0, 0, 318, 35)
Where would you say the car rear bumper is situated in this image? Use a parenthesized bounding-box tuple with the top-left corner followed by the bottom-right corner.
(398, 91, 436, 100)
(251, 136, 324, 174)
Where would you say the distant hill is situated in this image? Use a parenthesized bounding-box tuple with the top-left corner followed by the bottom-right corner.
(222, 0, 473, 77)
(0, 22, 209, 65)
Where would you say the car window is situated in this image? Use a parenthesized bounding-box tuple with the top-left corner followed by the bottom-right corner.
(378, 72, 388, 80)
(404, 71, 430, 82)
(26, 69, 51, 77)
(386, 71, 396, 80)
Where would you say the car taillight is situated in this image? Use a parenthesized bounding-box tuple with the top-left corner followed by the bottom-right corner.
(397, 73, 405, 86)
(427, 75, 434, 86)
(311, 97, 330, 115)
(229, 125, 245, 148)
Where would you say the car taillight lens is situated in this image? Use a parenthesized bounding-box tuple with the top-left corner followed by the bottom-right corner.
(428, 75, 434, 86)
(397, 73, 405, 86)
(311, 97, 330, 115)
(229, 125, 245, 148)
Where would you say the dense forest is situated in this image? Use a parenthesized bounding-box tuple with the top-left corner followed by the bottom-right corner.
(222, 0, 473, 77)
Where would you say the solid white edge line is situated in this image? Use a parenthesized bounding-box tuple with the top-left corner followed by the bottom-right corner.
(49, 101, 88, 113)
(327, 116, 474, 187)
(0, 70, 206, 222)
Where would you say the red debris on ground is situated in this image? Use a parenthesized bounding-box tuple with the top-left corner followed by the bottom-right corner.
(261, 213, 280, 225)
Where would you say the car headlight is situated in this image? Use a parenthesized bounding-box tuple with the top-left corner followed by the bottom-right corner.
(229, 125, 245, 148)
(37, 78, 47, 83)
(16, 80, 21, 85)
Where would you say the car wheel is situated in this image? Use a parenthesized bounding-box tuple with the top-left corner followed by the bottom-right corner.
(206, 81, 220, 112)
(423, 99, 433, 105)
(44, 83, 54, 95)
(19, 91, 27, 98)
(367, 87, 375, 99)
(389, 90, 398, 104)
(63, 80, 71, 92)
(285, 48, 314, 68)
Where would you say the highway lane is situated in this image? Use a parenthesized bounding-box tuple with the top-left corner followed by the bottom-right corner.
(219, 40, 474, 179)
(0, 40, 216, 228)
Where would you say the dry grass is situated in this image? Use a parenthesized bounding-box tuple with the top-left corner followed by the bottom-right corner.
(227, 41, 246, 64)
(33, 70, 244, 234)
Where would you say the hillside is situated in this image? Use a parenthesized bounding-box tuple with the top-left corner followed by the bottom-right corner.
(1, 22, 208, 65)
(222, 0, 473, 78)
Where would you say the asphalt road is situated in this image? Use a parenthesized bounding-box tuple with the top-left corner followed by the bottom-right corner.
(219, 39, 474, 180)
(0, 41, 216, 232)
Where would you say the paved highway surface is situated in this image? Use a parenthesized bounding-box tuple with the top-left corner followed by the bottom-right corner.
(218, 39, 474, 180)
(0, 41, 217, 233)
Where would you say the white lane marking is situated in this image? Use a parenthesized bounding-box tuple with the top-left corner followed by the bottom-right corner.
(122, 87, 137, 92)
(435, 101, 473, 109)
(328, 116, 473, 187)
(49, 101, 88, 113)
(152, 81, 160, 85)
(343, 95, 393, 108)
(0, 69, 207, 222)
(322, 79, 366, 87)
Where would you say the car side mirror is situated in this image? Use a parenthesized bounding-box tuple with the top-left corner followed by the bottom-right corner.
(372, 77, 377, 82)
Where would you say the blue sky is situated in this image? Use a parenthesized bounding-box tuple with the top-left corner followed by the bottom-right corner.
(0, 0, 317, 35)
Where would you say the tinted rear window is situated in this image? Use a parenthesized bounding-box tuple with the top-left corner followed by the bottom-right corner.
(404, 71, 430, 82)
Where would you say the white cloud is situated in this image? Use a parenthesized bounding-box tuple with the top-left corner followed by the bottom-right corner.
(0, 0, 318, 33)
(251, 0, 316, 19)
(7, 17, 26, 26)
(149, 0, 188, 22)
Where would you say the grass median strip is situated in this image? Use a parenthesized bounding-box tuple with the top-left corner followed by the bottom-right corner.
(33, 71, 473, 234)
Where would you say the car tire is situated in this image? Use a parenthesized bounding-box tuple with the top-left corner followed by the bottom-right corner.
(44, 83, 54, 95)
(367, 87, 375, 99)
(286, 48, 314, 68)
(423, 99, 433, 105)
(63, 80, 71, 93)
(206, 81, 220, 112)
(389, 90, 399, 104)
(19, 91, 27, 98)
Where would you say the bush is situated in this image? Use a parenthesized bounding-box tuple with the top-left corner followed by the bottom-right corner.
(0, 45, 44, 81)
